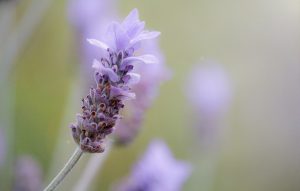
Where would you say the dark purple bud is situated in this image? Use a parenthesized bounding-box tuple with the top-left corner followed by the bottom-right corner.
(101, 58, 110, 67)
(122, 75, 131, 83)
(70, 124, 80, 144)
(110, 52, 118, 64)
(112, 65, 118, 73)
(99, 103, 106, 112)
(125, 65, 134, 72)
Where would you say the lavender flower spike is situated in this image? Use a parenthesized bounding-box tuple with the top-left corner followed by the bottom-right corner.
(114, 140, 191, 191)
(70, 9, 160, 153)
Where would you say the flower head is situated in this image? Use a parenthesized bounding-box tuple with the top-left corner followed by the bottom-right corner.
(114, 140, 191, 191)
(70, 9, 161, 153)
(86, 8, 160, 56)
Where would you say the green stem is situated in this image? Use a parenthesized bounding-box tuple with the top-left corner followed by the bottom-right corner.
(73, 141, 112, 191)
(43, 147, 83, 191)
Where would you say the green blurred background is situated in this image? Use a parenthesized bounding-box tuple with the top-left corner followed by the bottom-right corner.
(1, 0, 300, 190)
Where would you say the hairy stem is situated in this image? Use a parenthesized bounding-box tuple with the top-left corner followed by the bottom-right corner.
(43, 147, 83, 191)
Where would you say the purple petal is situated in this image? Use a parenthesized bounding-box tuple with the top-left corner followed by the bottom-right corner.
(87, 39, 109, 50)
(123, 54, 158, 65)
(121, 8, 139, 29)
(126, 73, 141, 85)
(76, 114, 83, 124)
(130, 31, 161, 46)
(126, 21, 145, 39)
(106, 22, 130, 51)
(110, 86, 136, 100)
(92, 59, 119, 82)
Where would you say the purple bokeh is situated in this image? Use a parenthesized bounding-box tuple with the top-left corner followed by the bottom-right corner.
(115, 140, 191, 191)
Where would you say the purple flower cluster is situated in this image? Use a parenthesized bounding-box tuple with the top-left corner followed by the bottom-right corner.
(70, 9, 160, 153)
(114, 140, 191, 191)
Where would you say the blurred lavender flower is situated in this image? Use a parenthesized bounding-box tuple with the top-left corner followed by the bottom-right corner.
(69, 9, 161, 153)
(13, 156, 43, 191)
(68, 0, 117, 72)
(185, 60, 232, 148)
(0, 128, 5, 166)
(68, 0, 114, 31)
(186, 60, 232, 118)
(114, 140, 191, 191)
(114, 39, 171, 145)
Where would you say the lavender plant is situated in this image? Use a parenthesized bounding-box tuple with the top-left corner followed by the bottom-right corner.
(69, 0, 169, 147)
(68, 2, 170, 189)
(44, 8, 160, 191)
(114, 140, 191, 191)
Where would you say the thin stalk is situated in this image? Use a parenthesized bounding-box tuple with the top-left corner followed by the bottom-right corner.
(73, 141, 112, 191)
(43, 147, 83, 191)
